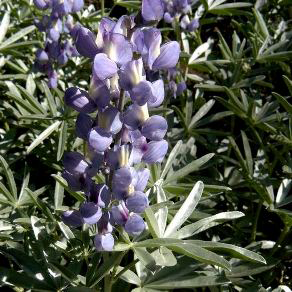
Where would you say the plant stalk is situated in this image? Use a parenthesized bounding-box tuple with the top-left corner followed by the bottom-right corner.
(270, 225, 290, 256)
(251, 202, 262, 242)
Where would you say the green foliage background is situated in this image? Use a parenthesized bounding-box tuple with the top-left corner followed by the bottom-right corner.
(0, 0, 291, 291)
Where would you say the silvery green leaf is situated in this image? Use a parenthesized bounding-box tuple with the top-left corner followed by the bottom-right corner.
(164, 181, 204, 237)
(174, 211, 244, 239)
(164, 154, 214, 184)
(27, 121, 61, 154)
(189, 240, 266, 264)
(0, 12, 10, 44)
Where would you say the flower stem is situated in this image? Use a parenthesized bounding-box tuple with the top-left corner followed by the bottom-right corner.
(251, 202, 262, 242)
(103, 254, 112, 292)
(101, 0, 105, 16)
(270, 225, 290, 256)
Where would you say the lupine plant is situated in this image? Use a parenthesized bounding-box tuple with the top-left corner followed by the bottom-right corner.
(33, 0, 84, 88)
(0, 0, 291, 291)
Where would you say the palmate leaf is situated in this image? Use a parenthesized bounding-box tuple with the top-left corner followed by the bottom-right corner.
(134, 238, 231, 270)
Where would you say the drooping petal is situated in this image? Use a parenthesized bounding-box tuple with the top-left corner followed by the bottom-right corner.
(112, 15, 132, 36)
(148, 79, 164, 107)
(106, 144, 132, 170)
(176, 81, 187, 96)
(94, 233, 114, 251)
(111, 202, 129, 225)
(142, 140, 168, 164)
(143, 28, 162, 69)
(119, 58, 145, 90)
(48, 70, 58, 89)
(96, 17, 116, 48)
(126, 191, 149, 213)
(131, 29, 146, 54)
(141, 115, 168, 141)
(112, 167, 132, 198)
(152, 41, 180, 70)
(129, 130, 148, 164)
(63, 152, 89, 174)
(64, 87, 97, 113)
(142, 0, 164, 22)
(93, 53, 118, 81)
(90, 183, 111, 208)
(188, 19, 200, 32)
(75, 113, 92, 140)
(86, 150, 104, 177)
(57, 50, 68, 65)
(180, 15, 190, 30)
(62, 170, 92, 192)
(97, 212, 113, 233)
(36, 49, 49, 64)
(130, 81, 154, 106)
(125, 214, 145, 236)
(62, 210, 83, 227)
(34, 0, 50, 10)
(164, 12, 174, 23)
(48, 25, 60, 42)
(80, 202, 102, 225)
(98, 106, 122, 134)
(72, 0, 84, 12)
(88, 127, 113, 152)
(134, 168, 150, 191)
(74, 26, 100, 58)
(89, 76, 111, 109)
(123, 104, 149, 130)
(104, 33, 133, 66)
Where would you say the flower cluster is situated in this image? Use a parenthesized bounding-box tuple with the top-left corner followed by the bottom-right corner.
(61, 1, 180, 251)
(33, 0, 83, 88)
(163, 0, 200, 32)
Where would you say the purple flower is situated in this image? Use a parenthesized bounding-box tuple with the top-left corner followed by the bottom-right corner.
(88, 127, 113, 152)
(34, 0, 50, 10)
(80, 202, 102, 225)
(141, 115, 168, 141)
(63, 151, 89, 174)
(93, 53, 118, 81)
(64, 87, 97, 113)
(126, 191, 149, 213)
(75, 113, 92, 140)
(74, 26, 100, 58)
(48, 70, 58, 88)
(142, 140, 168, 164)
(94, 233, 114, 251)
(142, 0, 164, 22)
(124, 214, 145, 236)
(152, 41, 180, 70)
(62, 210, 83, 227)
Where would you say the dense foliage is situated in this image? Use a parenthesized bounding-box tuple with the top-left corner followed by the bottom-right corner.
(0, 0, 291, 291)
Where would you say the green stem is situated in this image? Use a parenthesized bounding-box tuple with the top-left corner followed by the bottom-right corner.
(103, 254, 112, 292)
(101, 0, 105, 16)
(112, 258, 139, 283)
(251, 202, 262, 242)
(270, 225, 290, 256)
